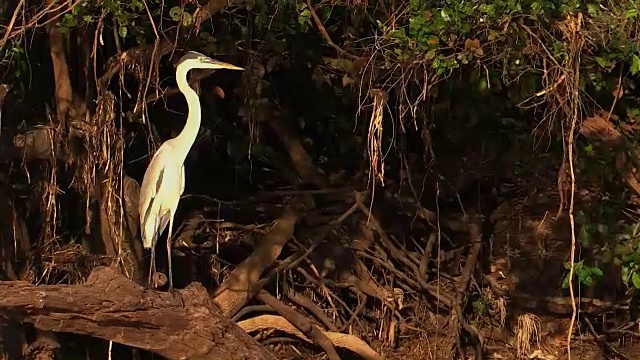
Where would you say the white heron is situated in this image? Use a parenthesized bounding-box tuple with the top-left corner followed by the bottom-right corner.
(139, 51, 243, 289)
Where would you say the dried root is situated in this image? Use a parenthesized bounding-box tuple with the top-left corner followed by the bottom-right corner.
(238, 315, 383, 360)
(515, 313, 542, 357)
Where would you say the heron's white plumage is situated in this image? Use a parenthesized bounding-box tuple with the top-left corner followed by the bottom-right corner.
(138, 51, 243, 289)
(139, 143, 185, 249)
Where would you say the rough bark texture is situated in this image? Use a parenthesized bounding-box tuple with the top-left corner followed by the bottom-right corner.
(45, 0, 73, 129)
(0, 267, 277, 360)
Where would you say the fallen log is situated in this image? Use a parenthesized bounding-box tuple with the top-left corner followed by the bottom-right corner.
(0, 266, 276, 360)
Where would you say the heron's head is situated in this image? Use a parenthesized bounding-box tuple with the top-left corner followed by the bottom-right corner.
(177, 51, 244, 71)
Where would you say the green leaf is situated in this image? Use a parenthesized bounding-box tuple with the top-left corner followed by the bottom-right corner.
(118, 26, 127, 38)
(631, 54, 640, 76)
(594, 57, 606, 68)
(298, 8, 311, 26)
(632, 272, 640, 289)
(425, 49, 436, 60)
(478, 78, 488, 91)
(586, 3, 599, 15)
(592, 267, 603, 277)
(626, 9, 638, 19)
(181, 12, 192, 27)
(440, 8, 451, 22)
(72, 4, 82, 15)
(169, 6, 182, 21)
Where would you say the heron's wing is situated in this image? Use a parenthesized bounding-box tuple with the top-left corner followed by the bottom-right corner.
(179, 164, 185, 195)
(139, 144, 173, 247)
(156, 211, 171, 244)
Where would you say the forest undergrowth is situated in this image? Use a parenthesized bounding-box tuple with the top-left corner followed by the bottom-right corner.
(1, 1, 640, 360)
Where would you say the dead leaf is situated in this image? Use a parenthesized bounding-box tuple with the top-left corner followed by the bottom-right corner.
(464, 38, 480, 50)
(612, 85, 624, 100)
(449, 34, 457, 48)
(312, 67, 330, 86)
(342, 74, 355, 88)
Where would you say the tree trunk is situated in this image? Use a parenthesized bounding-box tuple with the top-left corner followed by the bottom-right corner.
(0, 267, 277, 360)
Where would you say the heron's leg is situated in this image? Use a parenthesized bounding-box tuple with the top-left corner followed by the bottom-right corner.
(148, 246, 156, 287)
(166, 216, 174, 290)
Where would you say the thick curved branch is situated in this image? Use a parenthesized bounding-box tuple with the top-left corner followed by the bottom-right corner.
(213, 207, 299, 316)
(0, 267, 276, 360)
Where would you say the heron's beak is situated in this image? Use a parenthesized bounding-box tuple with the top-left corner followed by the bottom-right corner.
(203, 58, 244, 71)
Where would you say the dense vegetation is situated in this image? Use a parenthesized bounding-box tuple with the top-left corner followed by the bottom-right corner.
(1, 0, 640, 359)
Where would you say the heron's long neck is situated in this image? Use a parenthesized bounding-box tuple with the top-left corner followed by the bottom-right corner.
(174, 66, 201, 161)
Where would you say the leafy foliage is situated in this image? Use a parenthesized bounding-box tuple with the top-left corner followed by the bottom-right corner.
(3, 0, 640, 301)
(562, 260, 604, 288)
